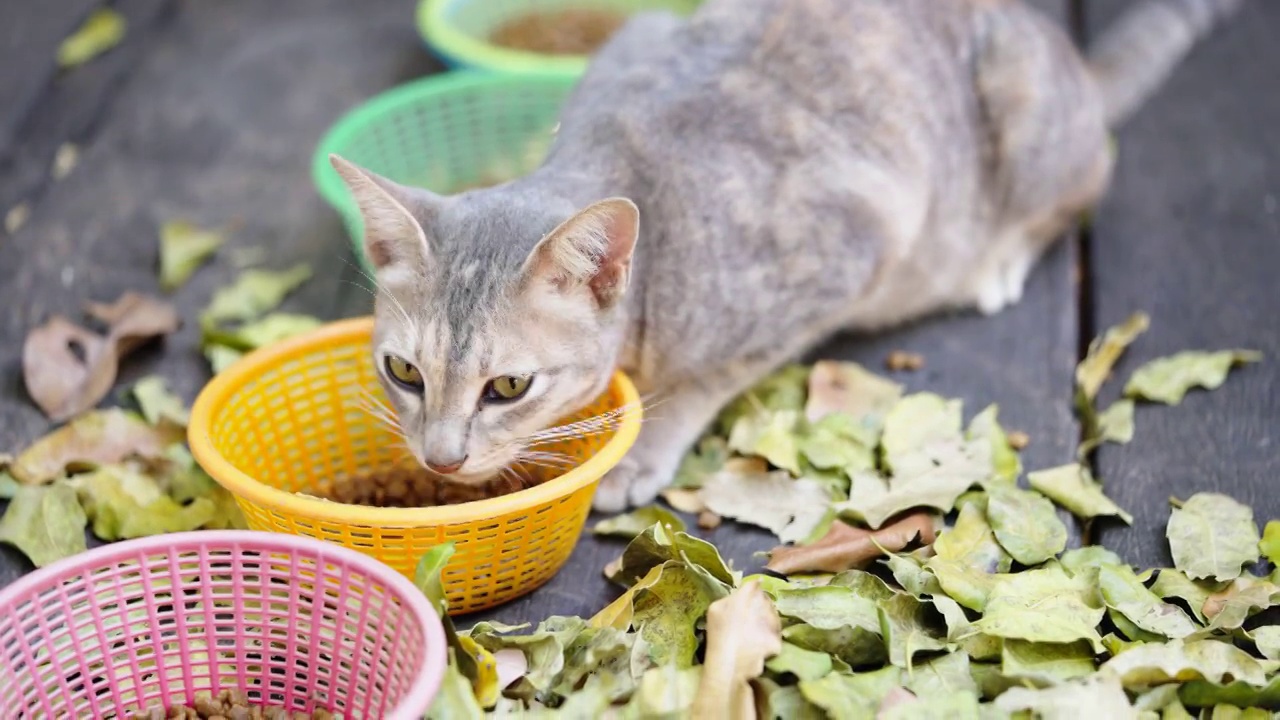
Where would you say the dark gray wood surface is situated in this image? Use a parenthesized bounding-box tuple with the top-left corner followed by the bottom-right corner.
(1084, 0, 1280, 566)
(0, 0, 1271, 631)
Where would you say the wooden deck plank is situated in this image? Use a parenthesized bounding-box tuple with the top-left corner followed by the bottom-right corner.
(1086, 0, 1280, 567)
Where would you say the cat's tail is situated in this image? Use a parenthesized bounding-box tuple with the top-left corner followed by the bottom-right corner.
(1086, 0, 1244, 127)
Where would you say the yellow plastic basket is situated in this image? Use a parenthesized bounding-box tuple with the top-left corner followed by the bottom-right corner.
(188, 317, 641, 615)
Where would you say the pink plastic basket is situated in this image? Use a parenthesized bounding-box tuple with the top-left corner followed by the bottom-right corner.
(0, 531, 447, 719)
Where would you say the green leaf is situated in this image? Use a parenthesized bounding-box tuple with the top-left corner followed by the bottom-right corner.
(1099, 638, 1269, 689)
(1167, 493, 1260, 581)
(798, 413, 876, 475)
(57, 8, 126, 69)
(70, 465, 216, 540)
(880, 690, 981, 720)
(413, 542, 457, 616)
(0, 483, 87, 567)
(1098, 563, 1197, 639)
(159, 221, 223, 291)
(554, 626, 635, 701)
(201, 264, 312, 325)
(470, 616, 587, 693)
(765, 642, 833, 681)
(203, 313, 323, 352)
(880, 393, 963, 471)
(426, 650, 484, 719)
(593, 506, 686, 539)
(1060, 546, 1126, 579)
(131, 376, 190, 427)
(782, 623, 887, 668)
(632, 563, 726, 667)
(672, 437, 728, 489)
(1002, 639, 1097, 683)
(699, 466, 830, 543)
(606, 523, 737, 588)
(986, 487, 1068, 566)
(1201, 575, 1280, 631)
(726, 410, 803, 475)
(1124, 350, 1262, 405)
(625, 664, 701, 718)
(996, 675, 1135, 719)
(966, 404, 1021, 485)
(798, 667, 901, 720)
(772, 585, 882, 633)
(803, 360, 902, 428)
(905, 652, 978, 698)
(836, 439, 991, 529)
(926, 557, 1000, 613)
(1247, 626, 1280, 661)
(1149, 569, 1226, 625)
(1076, 312, 1151, 401)
(1260, 520, 1280, 565)
(973, 565, 1105, 651)
(752, 678, 827, 720)
(205, 344, 243, 374)
(716, 364, 810, 434)
(0, 472, 19, 500)
(1178, 676, 1280, 710)
(877, 593, 948, 668)
(1028, 463, 1132, 524)
(934, 501, 1012, 574)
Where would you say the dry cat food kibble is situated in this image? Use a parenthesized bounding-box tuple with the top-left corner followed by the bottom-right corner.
(489, 9, 628, 56)
(129, 689, 338, 720)
(306, 466, 541, 507)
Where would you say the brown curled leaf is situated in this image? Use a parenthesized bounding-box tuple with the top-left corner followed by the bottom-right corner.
(24, 293, 179, 422)
(9, 408, 184, 485)
(691, 579, 781, 720)
(766, 512, 936, 575)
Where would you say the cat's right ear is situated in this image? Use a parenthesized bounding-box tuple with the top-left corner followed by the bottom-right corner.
(329, 154, 437, 274)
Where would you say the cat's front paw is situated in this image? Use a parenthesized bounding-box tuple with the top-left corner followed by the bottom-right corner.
(593, 454, 673, 513)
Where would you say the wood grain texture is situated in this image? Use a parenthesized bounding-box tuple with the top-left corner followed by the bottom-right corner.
(1085, 0, 1280, 567)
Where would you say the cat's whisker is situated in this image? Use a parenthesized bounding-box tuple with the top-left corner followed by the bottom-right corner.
(339, 255, 415, 329)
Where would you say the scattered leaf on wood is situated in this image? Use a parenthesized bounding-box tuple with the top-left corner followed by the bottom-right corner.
(131, 376, 189, 427)
(1006, 430, 1030, 450)
(1167, 492, 1260, 581)
(0, 483, 87, 567)
(884, 350, 924, 372)
(690, 580, 781, 720)
(593, 506, 685, 539)
(986, 486, 1069, 565)
(1261, 520, 1280, 565)
(202, 312, 321, 352)
(1028, 463, 1133, 524)
(51, 143, 79, 180)
(765, 513, 935, 575)
(803, 360, 902, 425)
(8, 408, 182, 484)
(5, 202, 29, 234)
(159, 220, 224, 291)
(57, 8, 126, 69)
(201, 263, 312, 326)
(22, 316, 116, 422)
(1076, 312, 1150, 401)
(699, 465, 830, 543)
(1124, 349, 1262, 405)
(84, 291, 181, 354)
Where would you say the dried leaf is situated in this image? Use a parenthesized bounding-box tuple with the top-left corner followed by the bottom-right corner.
(877, 593, 948, 667)
(70, 465, 216, 540)
(23, 316, 116, 422)
(771, 585, 882, 634)
(202, 313, 322, 352)
(1167, 493, 1259, 581)
(765, 513, 935, 575)
(1099, 638, 1268, 689)
(925, 557, 1000, 613)
(1098, 563, 1197, 639)
(0, 483, 87, 567)
(727, 410, 803, 475)
(1002, 639, 1097, 682)
(798, 412, 876, 475)
(879, 393, 962, 471)
(1177, 677, 1280, 712)
(1060, 545, 1126, 579)
(10, 408, 183, 484)
(798, 667, 901, 719)
(804, 360, 902, 425)
(84, 291, 181, 355)
(904, 651, 977, 698)
(202, 264, 312, 325)
(836, 439, 991, 529)
(589, 563, 664, 632)
(632, 563, 726, 667)
(626, 664, 701, 717)
(205, 345, 243, 374)
(996, 675, 1135, 720)
(1248, 626, 1280, 661)
(1200, 576, 1280, 631)
(783, 623, 886, 668)
(691, 580, 781, 719)
(765, 642, 833, 682)
(159, 221, 223, 291)
(1261, 520, 1280, 565)
(131, 376, 189, 427)
(672, 436, 728, 489)
(1080, 399, 1136, 456)
(592, 506, 685, 539)
(605, 523, 736, 588)
(933, 502, 1012, 574)
(699, 466, 829, 543)
(752, 678, 826, 720)
(0, 473, 18, 500)
(57, 8, 126, 69)
(1028, 463, 1133, 524)
(986, 487, 1068, 566)
(966, 404, 1020, 485)
(1124, 350, 1262, 405)
(974, 565, 1105, 651)
(660, 487, 706, 514)
(426, 650, 485, 719)
(716, 365, 809, 434)
(1149, 569, 1225, 625)
(414, 542, 457, 616)
(1077, 312, 1150, 401)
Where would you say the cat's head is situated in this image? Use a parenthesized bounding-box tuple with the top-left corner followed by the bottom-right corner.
(330, 155, 638, 484)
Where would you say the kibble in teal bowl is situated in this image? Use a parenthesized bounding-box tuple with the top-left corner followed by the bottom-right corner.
(311, 71, 578, 272)
(417, 0, 703, 76)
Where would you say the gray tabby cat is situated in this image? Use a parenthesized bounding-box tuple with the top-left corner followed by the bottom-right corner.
(330, 0, 1243, 512)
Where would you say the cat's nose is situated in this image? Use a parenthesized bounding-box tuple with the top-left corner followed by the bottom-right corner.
(425, 455, 467, 475)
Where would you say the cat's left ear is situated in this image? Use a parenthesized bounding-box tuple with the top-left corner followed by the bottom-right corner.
(522, 198, 639, 310)
(329, 154, 439, 275)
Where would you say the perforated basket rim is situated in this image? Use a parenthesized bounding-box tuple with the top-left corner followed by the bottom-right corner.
(309, 70, 580, 221)
(417, 0, 595, 75)
(0, 530, 447, 720)
(188, 316, 642, 526)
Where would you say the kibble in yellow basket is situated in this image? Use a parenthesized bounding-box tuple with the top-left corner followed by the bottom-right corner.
(189, 317, 641, 614)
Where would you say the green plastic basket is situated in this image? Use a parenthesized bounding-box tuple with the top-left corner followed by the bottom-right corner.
(417, 0, 703, 76)
(312, 71, 579, 272)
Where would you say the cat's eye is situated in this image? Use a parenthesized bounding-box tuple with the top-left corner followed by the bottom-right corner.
(483, 375, 533, 404)
(384, 355, 423, 391)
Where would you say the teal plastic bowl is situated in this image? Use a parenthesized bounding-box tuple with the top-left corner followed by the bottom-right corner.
(311, 71, 579, 272)
(417, 0, 703, 76)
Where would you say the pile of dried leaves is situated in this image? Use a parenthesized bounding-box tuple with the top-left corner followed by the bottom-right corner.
(1, 220, 325, 568)
(420, 313, 1276, 718)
